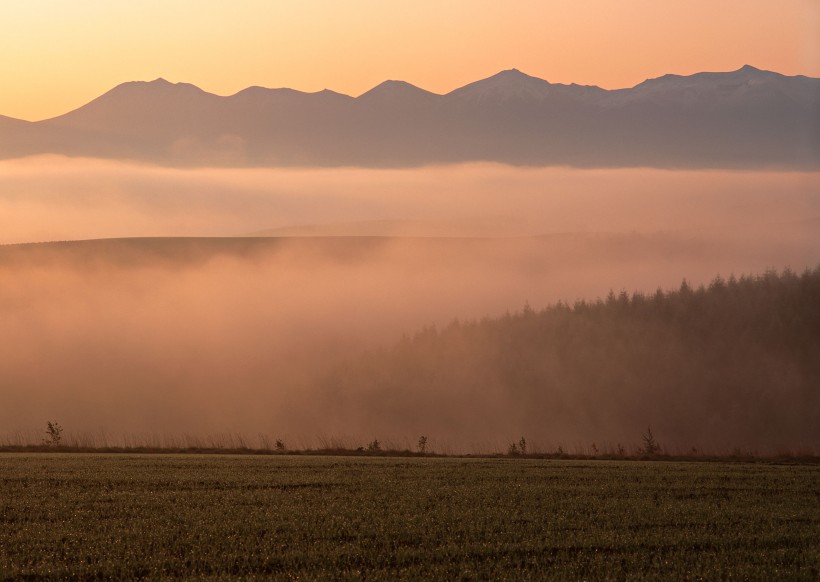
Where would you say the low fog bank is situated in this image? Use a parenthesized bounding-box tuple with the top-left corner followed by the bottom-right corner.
(1, 158, 819, 451)
(1, 156, 819, 243)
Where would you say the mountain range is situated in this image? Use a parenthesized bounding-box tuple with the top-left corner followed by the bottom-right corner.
(1, 65, 818, 168)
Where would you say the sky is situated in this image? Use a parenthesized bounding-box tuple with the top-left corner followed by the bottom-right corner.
(1, 0, 818, 121)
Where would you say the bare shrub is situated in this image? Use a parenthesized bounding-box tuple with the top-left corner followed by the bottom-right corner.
(42, 421, 63, 447)
(641, 426, 661, 456)
(417, 435, 428, 454)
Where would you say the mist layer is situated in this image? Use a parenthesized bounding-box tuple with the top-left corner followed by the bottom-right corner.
(1, 159, 818, 450)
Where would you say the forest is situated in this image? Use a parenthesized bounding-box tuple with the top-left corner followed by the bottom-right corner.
(318, 266, 820, 453)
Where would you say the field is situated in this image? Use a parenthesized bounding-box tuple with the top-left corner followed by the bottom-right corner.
(1, 455, 818, 579)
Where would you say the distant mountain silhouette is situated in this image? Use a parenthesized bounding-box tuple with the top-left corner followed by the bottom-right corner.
(1, 66, 818, 168)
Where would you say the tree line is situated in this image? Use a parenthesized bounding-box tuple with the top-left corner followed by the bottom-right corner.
(317, 266, 820, 451)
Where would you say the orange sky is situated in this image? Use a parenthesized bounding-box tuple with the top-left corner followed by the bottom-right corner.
(1, 0, 818, 121)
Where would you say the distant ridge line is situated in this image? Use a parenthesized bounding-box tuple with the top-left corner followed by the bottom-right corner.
(1, 65, 817, 169)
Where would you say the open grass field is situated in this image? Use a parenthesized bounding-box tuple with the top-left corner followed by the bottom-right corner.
(1, 454, 818, 579)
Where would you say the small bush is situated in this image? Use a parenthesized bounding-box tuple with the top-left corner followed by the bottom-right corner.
(641, 426, 661, 456)
(417, 435, 427, 454)
(42, 421, 63, 447)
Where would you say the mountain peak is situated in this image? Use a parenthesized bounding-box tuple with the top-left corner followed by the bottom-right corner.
(45, 77, 217, 125)
(358, 80, 439, 101)
(634, 64, 783, 94)
(479, 68, 547, 85)
(730, 64, 785, 81)
(495, 68, 528, 78)
(111, 78, 209, 96)
(230, 86, 353, 106)
(738, 64, 761, 73)
(447, 68, 556, 102)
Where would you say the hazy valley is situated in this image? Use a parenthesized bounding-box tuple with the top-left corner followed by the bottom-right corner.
(1, 159, 818, 452)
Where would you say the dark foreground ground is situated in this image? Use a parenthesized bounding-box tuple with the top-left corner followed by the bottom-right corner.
(1, 455, 818, 579)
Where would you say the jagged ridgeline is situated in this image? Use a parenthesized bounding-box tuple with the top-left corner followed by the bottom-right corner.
(320, 267, 820, 451)
(1, 66, 817, 168)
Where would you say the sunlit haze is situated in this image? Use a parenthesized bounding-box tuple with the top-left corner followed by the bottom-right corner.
(1, 158, 818, 449)
(1, 0, 818, 454)
(3, 3, 820, 579)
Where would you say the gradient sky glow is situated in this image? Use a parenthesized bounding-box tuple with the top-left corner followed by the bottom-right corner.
(1, 0, 818, 121)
